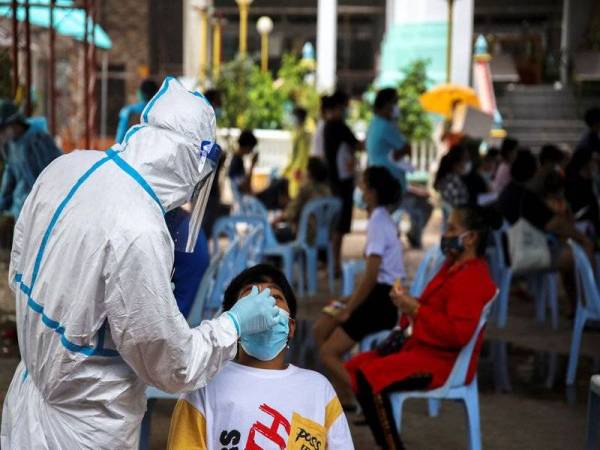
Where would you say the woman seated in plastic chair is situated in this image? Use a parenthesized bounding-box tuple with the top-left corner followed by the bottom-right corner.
(314, 166, 405, 408)
(345, 206, 499, 449)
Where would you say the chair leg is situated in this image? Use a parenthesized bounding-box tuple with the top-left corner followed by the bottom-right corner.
(306, 249, 318, 296)
(566, 307, 587, 385)
(534, 273, 546, 324)
(327, 244, 335, 293)
(547, 273, 559, 330)
(428, 399, 441, 417)
(389, 394, 406, 435)
(491, 340, 512, 393)
(586, 389, 599, 450)
(296, 251, 305, 298)
(497, 271, 512, 328)
(281, 250, 294, 287)
(138, 398, 156, 450)
(463, 382, 482, 450)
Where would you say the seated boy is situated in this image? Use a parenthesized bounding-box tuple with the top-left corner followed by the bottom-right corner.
(167, 264, 354, 450)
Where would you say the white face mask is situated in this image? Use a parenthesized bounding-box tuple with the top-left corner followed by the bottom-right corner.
(391, 105, 401, 120)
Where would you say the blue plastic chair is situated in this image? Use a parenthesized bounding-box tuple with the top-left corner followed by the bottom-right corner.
(408, 244, 444, 297)
(491, 227, 559, 330)
(586, 374, 600, 450)
(211, 215, 265, 259)
(294, 197, 342, 296)
(389, 291, 498, 450)
(566, 240, 600, 385)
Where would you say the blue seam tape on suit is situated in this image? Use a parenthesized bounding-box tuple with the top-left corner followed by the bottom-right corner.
(19, 149, 164, 358)
(142, 76, 172, 123)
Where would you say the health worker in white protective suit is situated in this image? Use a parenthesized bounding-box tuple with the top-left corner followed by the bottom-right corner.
(0, 77, 283, 449)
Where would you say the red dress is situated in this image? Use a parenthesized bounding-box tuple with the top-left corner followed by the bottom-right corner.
(345, 257, 496, 394)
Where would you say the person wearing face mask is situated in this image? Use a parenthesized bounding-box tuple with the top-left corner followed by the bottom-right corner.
(367, 88, 432, 249)
(434, 144, 471, 210)
(283, 107, 312, 198)
(167, 264, 355, 450)
(344, 206, 498, 450)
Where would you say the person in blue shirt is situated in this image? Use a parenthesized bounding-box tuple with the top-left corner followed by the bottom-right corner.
(115, 79, 159, 143)
(165, 207, 210, 317)
(0, 100, 62, 219)
(366, 88, 432, 248)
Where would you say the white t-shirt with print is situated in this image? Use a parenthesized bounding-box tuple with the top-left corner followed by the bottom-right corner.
(168, 362, 354, 450)
(365, 206, 406, 285)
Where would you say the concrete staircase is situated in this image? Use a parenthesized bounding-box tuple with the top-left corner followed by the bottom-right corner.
(495, 84, 592, 151)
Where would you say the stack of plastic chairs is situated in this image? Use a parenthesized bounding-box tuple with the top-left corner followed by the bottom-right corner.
(566, 240, 600, 385)
(389, 292, 498, 450)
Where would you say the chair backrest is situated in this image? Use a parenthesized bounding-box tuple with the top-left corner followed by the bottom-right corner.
(444, 290, 499, 390)
(409, 245, 444, 297)
(206, 238, 244, 316)
(211, 215, 265, 254)
(230, 179, 243, 211)
(186, 251, 223, 327)
(239, 195, 278, 246)
(568, 240, 600, 317)
(296, 196, 342, 247)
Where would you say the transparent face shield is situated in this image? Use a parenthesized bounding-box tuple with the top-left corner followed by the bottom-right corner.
(168, 141, 221, 253)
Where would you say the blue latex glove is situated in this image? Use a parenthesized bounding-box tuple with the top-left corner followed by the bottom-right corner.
(225, 286, 281, 337)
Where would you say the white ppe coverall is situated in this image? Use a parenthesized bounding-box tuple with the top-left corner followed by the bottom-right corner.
(0, 78, 238, 449)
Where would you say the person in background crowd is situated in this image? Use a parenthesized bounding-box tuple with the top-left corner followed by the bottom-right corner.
(366, 88, 432, 248)
(311, 95, 334, 159)
(201, 88, 229, 236)
(530, 144, 566, 195)
(345, 206, 498, 450)
(315, 167, 404, 407)
(462, 139, 493, 206)
(165, 207, 210, 317)
(274, 157, 331, 243)
(324, 91, 360, 275)
(565, 148, 600, 239)
(167, 264, 354, 450)
(115, 78, 159, 143)
(283, 107, 312, 198)
(434, 144, 471, 209)
(0, 100, 62, 220)
(481, 147, 501, 185)
(228, 129, 289, 210)
(492, 137, 519, 193)
(496, 149, 594, 313)
(576, 107, 600, 154)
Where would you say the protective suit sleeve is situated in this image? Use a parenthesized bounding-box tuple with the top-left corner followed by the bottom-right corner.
(104, 229, 238, 393)
(7, 210, 25, 292)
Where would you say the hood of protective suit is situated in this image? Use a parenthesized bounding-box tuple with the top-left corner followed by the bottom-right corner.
(116, 77, 217, 212)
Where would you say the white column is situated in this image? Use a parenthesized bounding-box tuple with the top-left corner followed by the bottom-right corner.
(183, 0, 200, 78)
(316, 0, 337, 93)
(560, 0, 571, 85)
(451, 0, 474, 86)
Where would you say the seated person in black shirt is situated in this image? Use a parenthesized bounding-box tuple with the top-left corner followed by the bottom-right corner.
(576, 107, 600, 155)
(228, 129, 289, 210)
(496, 149, 594, 313)
(462, 140, 498, 206)
(530, 144, 566, 195)
(565, 148, 600, 241)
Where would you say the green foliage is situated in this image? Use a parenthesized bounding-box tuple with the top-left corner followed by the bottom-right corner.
(396, 59, 432, 141)
(215, 53, 319, 130)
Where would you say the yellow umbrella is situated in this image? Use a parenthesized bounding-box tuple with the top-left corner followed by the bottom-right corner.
(419, 83, 480, 117)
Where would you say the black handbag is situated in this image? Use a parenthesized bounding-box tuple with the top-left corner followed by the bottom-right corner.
(375, 328, 407, 356)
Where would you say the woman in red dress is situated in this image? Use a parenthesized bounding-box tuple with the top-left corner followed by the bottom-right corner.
(345, 206, 499, 449)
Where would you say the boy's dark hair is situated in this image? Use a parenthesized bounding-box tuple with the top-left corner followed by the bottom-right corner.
(293, 107, 308, 123)
(238, 129, 258, 149)
(139, 79, 159, 102)
(539, 144, 565, 166)
(510, 149, 537, 183)
(584, 107, 600, 128)
(500, 137, 519, 161)
(222, 264, 297, 318)
(307, 157, 328, 183)
(374, 88, 398, 111)
(364, 166, 401, 206)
